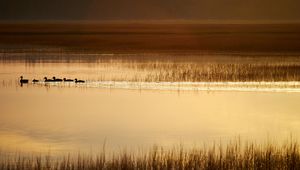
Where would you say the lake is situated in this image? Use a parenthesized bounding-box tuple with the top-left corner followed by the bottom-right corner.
(1, 53, 300, 155)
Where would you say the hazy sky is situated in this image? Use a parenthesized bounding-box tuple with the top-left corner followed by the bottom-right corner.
(1, 0, 300, 21)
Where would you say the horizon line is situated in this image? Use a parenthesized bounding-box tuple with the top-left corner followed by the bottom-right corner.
(1, 19, 300, 25)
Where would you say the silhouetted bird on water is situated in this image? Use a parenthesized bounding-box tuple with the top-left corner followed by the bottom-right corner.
(52, 77, 63, 82)
(44, 77, 54, 82)
(63, 78, 74, 82)
(32, 79, 39, 83)
(75, 78, 85, 83)
(20, 76, 28, 84)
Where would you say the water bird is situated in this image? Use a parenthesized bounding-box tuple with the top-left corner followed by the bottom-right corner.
(52, 77, 63, 82)
(20, 76, 29, 84)
(44, 77, 54, 82)
(63, 78, 74, 82)
(75, 78, 85, 83)
(32, 79, 39, 83)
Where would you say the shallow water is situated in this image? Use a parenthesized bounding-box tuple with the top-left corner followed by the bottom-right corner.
(1, 54, 300, 154)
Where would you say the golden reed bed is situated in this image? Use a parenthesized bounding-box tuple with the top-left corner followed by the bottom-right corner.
(1, 141, 300, 170)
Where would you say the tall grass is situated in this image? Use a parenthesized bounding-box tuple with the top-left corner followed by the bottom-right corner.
(1, 141, 300, 170)
(1, 52, 300, 82)
(106, 62, 300, 82)
(136, 62, 300, 82)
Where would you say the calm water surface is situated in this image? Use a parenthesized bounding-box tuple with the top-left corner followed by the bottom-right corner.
(0, 56, 300, 154)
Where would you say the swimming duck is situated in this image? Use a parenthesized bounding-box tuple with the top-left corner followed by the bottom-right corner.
(63, 78, 74, 82)
(75, 78, 85, 83)
(32, 79, 39, 83)
(20, 76, 29, 84)
(44, 77, 54, 82)
(52, 77, 63, 82)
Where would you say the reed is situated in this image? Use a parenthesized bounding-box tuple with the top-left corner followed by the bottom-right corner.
(101, 62, 300, 82)
(114, 62, 300, 82)
(1, 141, 300, 170)
(1, 52, 300, 83)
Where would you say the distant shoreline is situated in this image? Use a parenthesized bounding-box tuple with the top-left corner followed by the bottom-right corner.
(1, 23, 300, 54)
(1, 20, 300, 24)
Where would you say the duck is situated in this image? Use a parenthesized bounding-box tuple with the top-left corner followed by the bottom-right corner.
(63, 78, 74, 82)
(20, 76, 29, 84)
(75, 78, 85, 83)
(52, 77, 63, 82)
(44, 77, 54, 82)
(32, 79, 39, 83)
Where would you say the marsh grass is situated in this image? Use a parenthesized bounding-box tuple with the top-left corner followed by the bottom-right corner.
(130, 62, 300, 82)
(2, 52, 300, 83)
(1, 141, 300, 170)
(96, 61, 300, 82)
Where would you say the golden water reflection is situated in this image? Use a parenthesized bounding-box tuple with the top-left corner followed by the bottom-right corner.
(0, 86, 300, 153)
(0, 59, 300, 154)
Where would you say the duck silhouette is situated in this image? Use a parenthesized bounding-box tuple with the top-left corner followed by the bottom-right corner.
(20, 76, 29, 84)
(44, 77, 54, 82)
(52, 77, 63, 82)
(75, 78, 85, 83)
(32, 79, 39, 83)
(63, 78, 74, 82)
